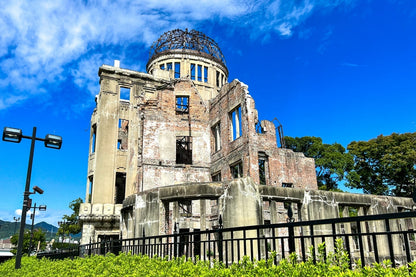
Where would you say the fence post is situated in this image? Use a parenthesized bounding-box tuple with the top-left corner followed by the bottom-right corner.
(142, 228, 146, 255)
(287, 205, 296, 254)
(218, 215, 224, 263)
(174, 222, 178, 257)
(88, 237, 92, 256)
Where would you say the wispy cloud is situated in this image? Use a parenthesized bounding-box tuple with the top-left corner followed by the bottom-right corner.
(340, 62, 367, 67)
(0, 0, 355, 112)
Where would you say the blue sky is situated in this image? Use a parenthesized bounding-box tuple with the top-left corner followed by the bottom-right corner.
(0, 0, 415, 226)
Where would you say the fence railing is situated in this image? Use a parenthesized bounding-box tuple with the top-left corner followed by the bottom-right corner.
(38, 211, 416, 267)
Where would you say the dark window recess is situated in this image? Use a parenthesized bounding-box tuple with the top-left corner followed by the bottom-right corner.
(191, 64, 196, 80)
(197, 65, 202, 81)
(231, 161, 243, 178)
(212, 122, 221, 152)
(216, 71, 220, 87)
(176, 136, 192, 164)
(204, 66, 208, 83)
(282, 183, 293, 188)
(88, 175, 93, 203)
(179, 200, 192, 217)
(212, 172, 221, 182)
(176, 96, 189, 114)
(174, 62, 180, 78)
(258, 152, 268, 185)
(167, 62, 173, 70)
(115, 172, 126, 204)
(264, 220, 271, 225)
(160, 64, 165, 70)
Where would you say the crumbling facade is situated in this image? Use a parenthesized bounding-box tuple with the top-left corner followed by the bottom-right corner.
(79, 29, 318, 244)
(79, 29, 415, 261)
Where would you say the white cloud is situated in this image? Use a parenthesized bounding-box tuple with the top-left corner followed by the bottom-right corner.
(0, 0, 355, 111)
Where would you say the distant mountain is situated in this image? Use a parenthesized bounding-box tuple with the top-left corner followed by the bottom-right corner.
(0, 220, 59, 239)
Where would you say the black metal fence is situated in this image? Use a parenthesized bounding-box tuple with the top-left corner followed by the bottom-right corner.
(38, 211, 416, 268)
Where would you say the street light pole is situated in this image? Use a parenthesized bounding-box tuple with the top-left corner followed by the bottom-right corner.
(28, 203, 46, 255)
(2, 126, 62, 269)
(13, 217, 20, 235)
(15, 127, 37, 269)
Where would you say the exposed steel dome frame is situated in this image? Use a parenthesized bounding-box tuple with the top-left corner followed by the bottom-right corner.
(147, 29, 227, 70)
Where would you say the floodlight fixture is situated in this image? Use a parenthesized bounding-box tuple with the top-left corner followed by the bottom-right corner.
(39, 205, 47, 211)
(44, 134, 62, 149)
(2, 127, 22, 143)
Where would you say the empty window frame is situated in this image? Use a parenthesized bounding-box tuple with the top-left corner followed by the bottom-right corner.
(230, 161, 243, 179)
(204, 66, 208, 83)
(176, 136, 192, 164)
(212, 172, 221, 182)
(190, 63, 196, 80)
(174, 62, 180, 78)
(166, 62, 173, 71)
(282, 183, 293, 188)
(117, 119, 129, 150)
(115, 172, 126, 204)
(160, 64, 165, 70)
(212, 122, 221, 152)
(87, 175, 93, 203)
(91, 124, 97, 153)
(176, 96, 189, 114)
(120, 87, 130, 101)
(258, 152, 268, 185)
(197, 65, 202, 81)
(230, 106, 242, 141)
(179, 200, 192, 217)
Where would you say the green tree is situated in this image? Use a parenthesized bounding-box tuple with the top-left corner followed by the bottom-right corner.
(285, 136, 355, 191)
(347, 132, 416, 196)
(58, 198, 83, 237)
(10, 229, 46, 254)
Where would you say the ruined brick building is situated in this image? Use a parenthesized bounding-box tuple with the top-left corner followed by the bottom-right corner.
(79, 29, 414, 256)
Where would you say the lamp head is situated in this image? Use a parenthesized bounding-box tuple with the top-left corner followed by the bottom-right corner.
(2, 127, 22, 143)
(44, 134, 62, 149)
(33, 186, 44, 194)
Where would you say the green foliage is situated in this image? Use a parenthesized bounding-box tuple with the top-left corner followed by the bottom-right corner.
(10, 229, 46, 254)
(0, 244, 415, 276)
(347, 132, 416, 196)
(58, 198, 83, 237)
(285, 136, 355, 191)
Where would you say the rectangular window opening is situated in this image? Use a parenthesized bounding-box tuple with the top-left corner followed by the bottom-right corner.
(167, 62, 173, 71)
(179, 200, 192, 217)
(197, 65, 202, 81)
(211, 122, 221, 152)
(230, 106, 242, 141)
(174, 62, 180, 78)
(211, 172, 221, 182)
(88, 175, 93, 203)
(91, 124, 97, 153)
(216, 71, 220, 87)
(176, 136, 192, 164)
(120, 87, 130, 101)
(115, 172, 126, 204)
(282, 183, 293, 188)
(117, 119, 129, 150)
(204, 67, 208, 83)
(259, 152, 268, 185)
(176, 96, 189, 114)
(191, 64, 196, 80)
(230, 161, 243, 179)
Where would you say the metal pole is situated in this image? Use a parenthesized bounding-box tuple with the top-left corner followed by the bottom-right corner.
(15, 127, 36, 269)
(29, 203, 36, 256)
